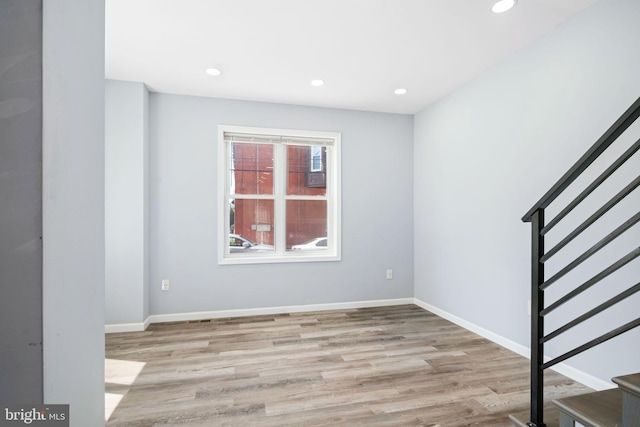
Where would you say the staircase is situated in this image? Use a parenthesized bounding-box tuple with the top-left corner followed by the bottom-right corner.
(510, 96, 640, 427)
(510, 373, 640, 427)
(614, 374, 640, 427)
(554, 373, 639, 427)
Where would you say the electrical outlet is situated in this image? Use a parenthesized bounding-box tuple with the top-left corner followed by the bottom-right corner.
(162, 279, 170, 291)
(386, 269, 393, 280)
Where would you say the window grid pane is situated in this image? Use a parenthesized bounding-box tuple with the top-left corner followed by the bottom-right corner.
(287, 145, 327, 196)
(230, 142, 274, 196)
(285, 200, 327, 250)
(232, 198, 275, 248)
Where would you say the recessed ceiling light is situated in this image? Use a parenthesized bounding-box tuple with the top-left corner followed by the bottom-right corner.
(394, 88, 408, 95)
(491, 0, 516, 13)
(311, 79, 325, 87)
(205, 67, 222, 76)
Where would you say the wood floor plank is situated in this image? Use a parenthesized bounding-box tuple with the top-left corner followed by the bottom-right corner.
(106, 304, 590, 426)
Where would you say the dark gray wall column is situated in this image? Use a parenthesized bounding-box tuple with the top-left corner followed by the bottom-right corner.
(0, 0, 43, 404)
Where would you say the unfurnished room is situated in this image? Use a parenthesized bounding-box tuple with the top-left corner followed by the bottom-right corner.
(1, 0, 639, 426)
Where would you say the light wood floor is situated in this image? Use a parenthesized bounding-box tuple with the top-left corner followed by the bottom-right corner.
(105, 305, 591, 426)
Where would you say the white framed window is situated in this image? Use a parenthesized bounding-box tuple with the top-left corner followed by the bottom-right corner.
(218, 125, 341, 264)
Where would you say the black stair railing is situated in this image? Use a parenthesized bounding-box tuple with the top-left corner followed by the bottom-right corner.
(521, 96, 640, 427)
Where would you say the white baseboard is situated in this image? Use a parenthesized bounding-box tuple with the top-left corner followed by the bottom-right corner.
(105, 318, 149, 334)
(412, 298, 531, 357)
(146, 298, 414, 324)
(105, 298, 414, 333)
(548, 360, 613, 391)
(412, 298, 613, 391)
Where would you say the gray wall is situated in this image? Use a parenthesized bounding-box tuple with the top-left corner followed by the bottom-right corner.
(42, 1, 105, 425)
(148, 94, 414, 315)
(106, 80, 149, 325)
(414, 0, 640, 384)
(0, 0, 43, 403)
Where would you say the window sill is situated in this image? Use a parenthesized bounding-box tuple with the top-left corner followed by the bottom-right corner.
(218, 253, 341, 265)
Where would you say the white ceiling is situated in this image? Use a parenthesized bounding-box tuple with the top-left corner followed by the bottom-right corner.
(105, 0, 600, 115)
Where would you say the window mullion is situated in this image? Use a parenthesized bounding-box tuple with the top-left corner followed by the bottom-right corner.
(274, 143, 287, 255)
(326, 145, 336, 254)
(233, 194, 275, 200)
(222, 139, 231, 260)
(284, 195, 328, 201)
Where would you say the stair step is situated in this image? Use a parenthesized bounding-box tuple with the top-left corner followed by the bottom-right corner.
(553, 388, 622, 427)
(613, 373, 640, 427)
(613, 373, 640, 398)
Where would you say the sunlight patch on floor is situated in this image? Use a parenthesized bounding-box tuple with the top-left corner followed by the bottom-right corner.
(105, 392, 124, 421)
(105, 358, 146, 385)
(105, 358, 146, 421)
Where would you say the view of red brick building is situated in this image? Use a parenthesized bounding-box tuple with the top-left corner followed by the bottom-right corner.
(231, 142, 327, 249)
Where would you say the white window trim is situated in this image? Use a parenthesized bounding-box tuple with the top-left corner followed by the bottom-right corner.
(218, 125, 341, 265)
